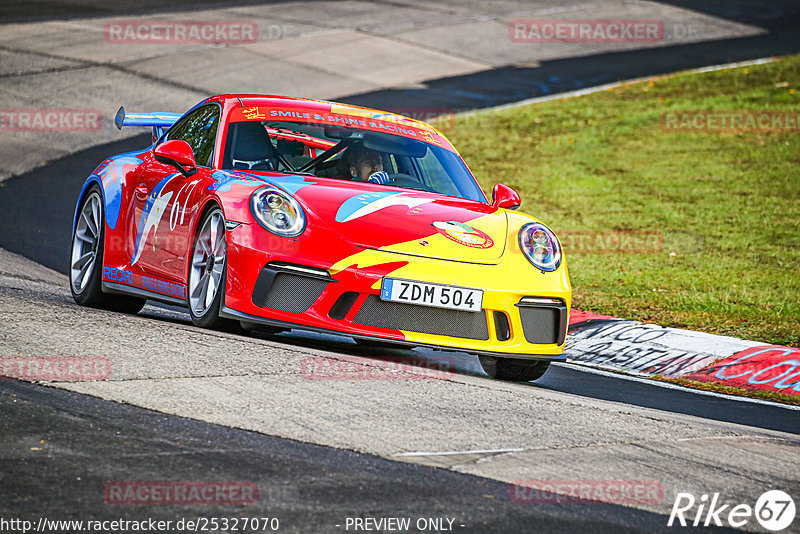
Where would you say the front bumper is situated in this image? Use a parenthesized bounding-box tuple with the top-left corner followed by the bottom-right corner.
(223, 225, 572, 360)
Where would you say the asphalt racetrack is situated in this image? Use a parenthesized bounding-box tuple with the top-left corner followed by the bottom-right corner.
(1, 1, 799, 533)
(0, 133, 798, 435)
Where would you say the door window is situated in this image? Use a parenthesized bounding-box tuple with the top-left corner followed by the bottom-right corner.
(166, 105, 220, 167)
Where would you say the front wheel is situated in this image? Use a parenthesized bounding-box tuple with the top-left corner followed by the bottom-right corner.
(70, 186, 145, 314)
(478, 356, 550, 382)
(188, 207, 232, 329)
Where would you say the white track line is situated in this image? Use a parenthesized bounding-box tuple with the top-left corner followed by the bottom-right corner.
(459, 57, 777, 116)
(393, 448, 524, 457)
(555, 362, 800, 410)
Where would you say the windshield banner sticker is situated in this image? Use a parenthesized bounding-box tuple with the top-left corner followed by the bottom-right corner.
(229, 107, 450, 147)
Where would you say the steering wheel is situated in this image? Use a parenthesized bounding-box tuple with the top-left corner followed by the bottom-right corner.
(386, 173, 435, 192)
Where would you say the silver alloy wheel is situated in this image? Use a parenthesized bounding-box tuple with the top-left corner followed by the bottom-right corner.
(189, 210, 226, 317)
(70, 191, 102, 293)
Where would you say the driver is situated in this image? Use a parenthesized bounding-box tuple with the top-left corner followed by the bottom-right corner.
(337, 143, 390, 184)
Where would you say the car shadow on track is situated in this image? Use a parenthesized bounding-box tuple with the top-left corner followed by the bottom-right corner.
(278, 328, 800, 434)
(136, 301, 800, 435)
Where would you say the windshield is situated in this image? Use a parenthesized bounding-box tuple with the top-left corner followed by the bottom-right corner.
(221, 119, 486, 202)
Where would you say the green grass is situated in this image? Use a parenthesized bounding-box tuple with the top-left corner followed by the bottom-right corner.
(441, 55, 800, 348)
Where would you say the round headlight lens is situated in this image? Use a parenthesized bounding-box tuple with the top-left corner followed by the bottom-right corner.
(519, 222, 561, 272)
(250, 186, 306, 237)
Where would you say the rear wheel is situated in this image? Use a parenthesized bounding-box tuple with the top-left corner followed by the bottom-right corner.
(479, 356, 550, 382)
(70, 186, 145, 314)
(188, 207, 233, 329)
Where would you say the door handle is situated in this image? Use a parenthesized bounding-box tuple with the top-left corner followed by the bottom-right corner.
(136, 184, 149, 198)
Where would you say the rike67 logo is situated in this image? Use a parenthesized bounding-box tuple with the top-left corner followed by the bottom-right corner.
(668, 490, 795, 531)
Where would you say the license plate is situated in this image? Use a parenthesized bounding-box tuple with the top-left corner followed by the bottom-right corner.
(380, 278, 483, 313)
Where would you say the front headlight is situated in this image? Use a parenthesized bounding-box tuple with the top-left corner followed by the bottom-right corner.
(519, 222, 561, 272)
(249, 186, 306, 237)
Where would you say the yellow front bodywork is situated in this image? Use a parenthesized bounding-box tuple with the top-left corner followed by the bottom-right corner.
(330, 210, 572, 358)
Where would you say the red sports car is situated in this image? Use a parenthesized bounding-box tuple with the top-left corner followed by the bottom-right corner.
(70, 95, 571, 381)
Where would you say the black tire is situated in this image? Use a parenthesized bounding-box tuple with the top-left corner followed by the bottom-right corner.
(479, 356, 550, 382)
(70, 185, 146, 314)
(187, 206, 236, 330)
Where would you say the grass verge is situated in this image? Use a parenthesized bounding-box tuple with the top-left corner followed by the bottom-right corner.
(443, 54, 800, 348)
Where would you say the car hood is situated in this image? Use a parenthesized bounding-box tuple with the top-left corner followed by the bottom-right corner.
(300, 180, 507, 263)
(227, 172, 508, 264)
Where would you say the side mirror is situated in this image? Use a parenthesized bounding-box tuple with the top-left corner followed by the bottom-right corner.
(492, 184, 521, 210)
(154, 140, 197, 177)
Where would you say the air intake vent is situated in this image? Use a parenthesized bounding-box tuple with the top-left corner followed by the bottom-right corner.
(518, 306, 560, 344)
(493, 311, 511, 341)
(354, 295, 489, 340)
(262, 272, 327, 313)
(329, 292, 359, 320)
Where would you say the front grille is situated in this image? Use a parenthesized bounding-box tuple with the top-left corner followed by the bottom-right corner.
(262, 272, 327, 313)
(354, 295, 489, 340)
(518, 306, 560, 344)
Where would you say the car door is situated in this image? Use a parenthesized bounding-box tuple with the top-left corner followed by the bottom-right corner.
(130, 104, 220, 293)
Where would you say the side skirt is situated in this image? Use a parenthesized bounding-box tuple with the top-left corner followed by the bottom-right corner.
(102, 281, 187, 307)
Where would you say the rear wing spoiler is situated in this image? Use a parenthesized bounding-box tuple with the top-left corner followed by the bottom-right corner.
(114, 106, 182, 141)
